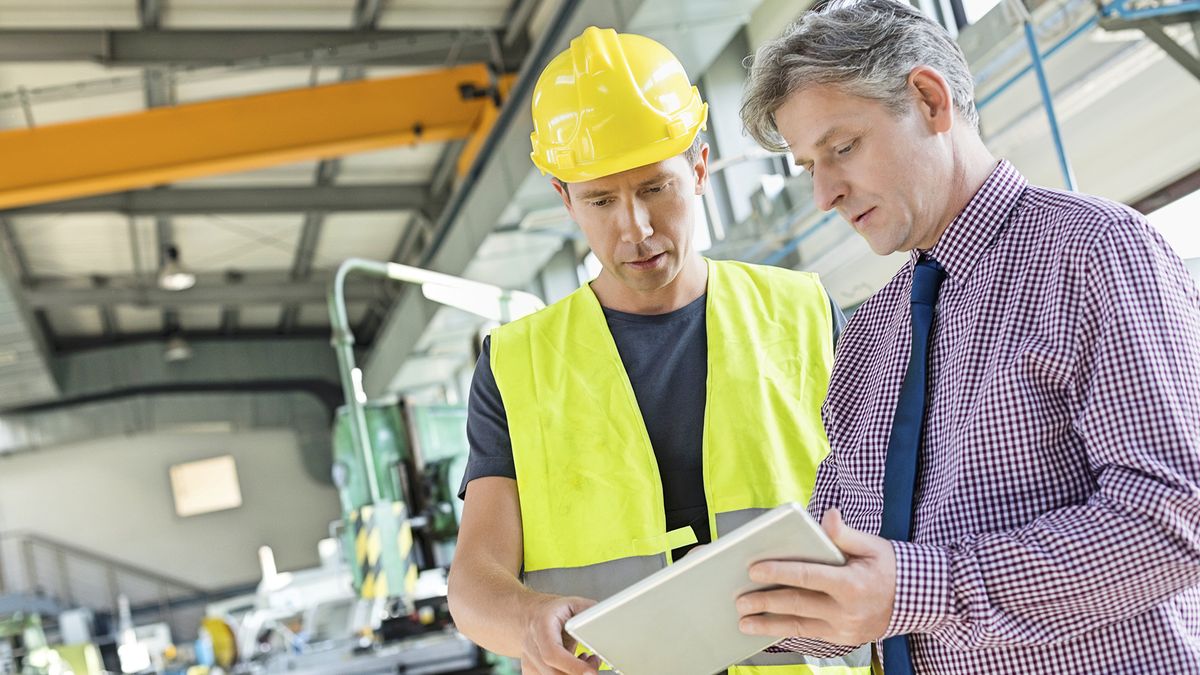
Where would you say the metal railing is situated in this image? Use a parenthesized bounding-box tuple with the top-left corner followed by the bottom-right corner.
(0, 531, 204, 631)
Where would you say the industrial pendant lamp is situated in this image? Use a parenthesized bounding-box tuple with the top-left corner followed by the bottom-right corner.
(158, 245, 196, 291)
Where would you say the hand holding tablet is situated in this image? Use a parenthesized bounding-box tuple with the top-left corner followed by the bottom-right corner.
(564, 503, 846, 675)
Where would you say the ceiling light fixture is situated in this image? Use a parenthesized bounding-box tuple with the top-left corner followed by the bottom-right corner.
(158, 245, 196, 291)
(163, 335, 193, 363)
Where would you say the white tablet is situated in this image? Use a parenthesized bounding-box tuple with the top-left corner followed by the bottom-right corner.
(564, 502, 843, 675)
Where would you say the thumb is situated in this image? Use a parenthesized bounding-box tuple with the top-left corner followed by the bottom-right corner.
(566, 596, 597, 615)
(821, 508, 875, 557)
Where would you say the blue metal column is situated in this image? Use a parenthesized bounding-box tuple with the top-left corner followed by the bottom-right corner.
(1021, 19, 1078, 191)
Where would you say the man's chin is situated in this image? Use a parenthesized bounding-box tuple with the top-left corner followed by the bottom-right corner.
(616, 266, 676, 292)
(862, 235, 902, 257)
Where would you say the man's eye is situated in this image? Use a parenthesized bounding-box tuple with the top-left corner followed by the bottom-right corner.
(837, 141, 856, 156)
(590, 199, 612, 207)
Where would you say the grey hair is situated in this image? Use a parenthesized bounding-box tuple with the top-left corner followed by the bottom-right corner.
(740, 0, 979, 152)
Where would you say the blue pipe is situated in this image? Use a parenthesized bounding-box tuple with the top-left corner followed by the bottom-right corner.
(976, 15, 1098, 110)
(1022, 19, 1078, 191)
(973, 0, 1200, 111)
(1107, 0, 1200, 21)
(973, 0, 1092, 86)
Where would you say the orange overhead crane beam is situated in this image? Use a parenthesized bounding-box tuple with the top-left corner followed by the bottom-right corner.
(456, 73, 516, 178)
(0, 63, 505, 210)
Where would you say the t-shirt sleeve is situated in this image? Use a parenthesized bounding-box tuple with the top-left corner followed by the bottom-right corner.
(457, 336, 516, 499)
(827, 287, 847, 346)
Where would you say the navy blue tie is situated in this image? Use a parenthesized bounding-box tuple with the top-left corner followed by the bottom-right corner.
(879, 257, 946, 675)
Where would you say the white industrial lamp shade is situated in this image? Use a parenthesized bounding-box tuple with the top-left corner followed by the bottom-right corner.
(158, 245, 196, 291)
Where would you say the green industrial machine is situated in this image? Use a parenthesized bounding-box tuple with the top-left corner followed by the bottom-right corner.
(331, 401, 469, 598)
(331, 400, 420, 601)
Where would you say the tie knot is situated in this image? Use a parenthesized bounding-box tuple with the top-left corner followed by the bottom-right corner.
(911, 257, 946, 307)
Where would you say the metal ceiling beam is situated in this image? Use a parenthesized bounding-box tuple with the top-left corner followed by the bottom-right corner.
(0, 64, 498, 211)
(25, 277, 384, 309)
(290, 212, 327, 286)
(278, 210, 324, 333)
(220, 307, 239, 335)
(352, 0, 386, 31)
(138, 0, 162, 30)
(99, 307, 118, 339)
(1, 184, 432, 216)
(141, 0, 177, 341)
(283, 0, 385, 337)
(1099, 5, 1200, 83)
(0, 218, 33, 286)
(0, 221, 60, 405)
(429, 141, 466, 201)
(1131, 165, 1200, 215)
(0, 30, 510, 67)
(1138, 21, 1200, 81)
(456, 73, 517, 177)
(504, 0, 542, 48)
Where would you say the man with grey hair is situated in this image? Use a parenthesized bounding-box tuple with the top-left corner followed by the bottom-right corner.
(733, 0, 1200, 672)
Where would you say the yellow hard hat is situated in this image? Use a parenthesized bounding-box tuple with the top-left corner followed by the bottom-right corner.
(529, 26, 708, 183)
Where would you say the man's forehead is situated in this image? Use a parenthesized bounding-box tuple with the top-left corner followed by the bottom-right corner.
(781, 121, 851, 160)
(777, 90, 871, 154)
(569, 158, 688, 198)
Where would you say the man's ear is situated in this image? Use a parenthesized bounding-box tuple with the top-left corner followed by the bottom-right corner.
(551, 178, 576, 219)
(908, 65, 954, 134)
(693, 143, 711, 196)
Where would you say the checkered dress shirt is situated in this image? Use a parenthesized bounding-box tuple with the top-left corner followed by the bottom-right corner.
(775, 160, 1200, 671)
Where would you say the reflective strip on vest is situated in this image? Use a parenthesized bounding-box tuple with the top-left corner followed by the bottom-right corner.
(493, 259, 868, 674)
(523, 554, 667, 601)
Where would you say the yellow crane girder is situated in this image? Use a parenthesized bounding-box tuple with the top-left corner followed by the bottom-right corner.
(0, 63, 507, 210)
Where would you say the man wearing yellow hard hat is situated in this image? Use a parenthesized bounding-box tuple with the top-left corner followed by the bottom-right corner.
(447, 26, 870, 675)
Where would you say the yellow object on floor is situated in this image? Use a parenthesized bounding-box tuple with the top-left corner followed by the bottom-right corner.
(51, 643, 103, 675)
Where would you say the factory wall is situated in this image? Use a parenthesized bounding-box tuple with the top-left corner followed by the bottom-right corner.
(0, 429, 340, 593)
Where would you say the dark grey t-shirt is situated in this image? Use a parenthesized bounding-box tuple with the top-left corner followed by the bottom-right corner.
(459, 290, 845, 554)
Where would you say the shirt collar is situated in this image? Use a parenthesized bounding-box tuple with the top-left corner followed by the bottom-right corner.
(909, 159, 1028, 279)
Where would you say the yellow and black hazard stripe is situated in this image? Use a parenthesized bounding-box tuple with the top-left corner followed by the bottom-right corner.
(353, 505, 387, 598)
(353, 502, 419, 599)
(398, 508, 418, 597)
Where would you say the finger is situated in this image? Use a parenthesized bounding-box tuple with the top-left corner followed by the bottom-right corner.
(736, 587, 835, 619)
(539, 640, 595, 675)
(738, 612, 832, 640)
(560, 629, 578, 653)
(566, 596, 598, 614)
(748, 559, 845, 593)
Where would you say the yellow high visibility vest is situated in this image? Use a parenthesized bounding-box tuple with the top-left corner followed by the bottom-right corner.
(491, 258, 871, 675)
